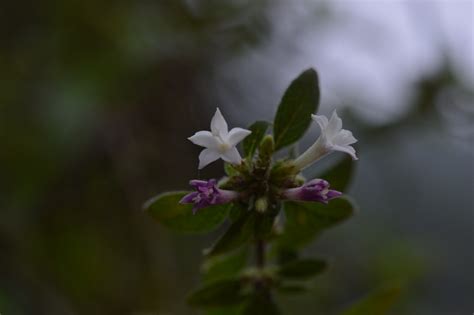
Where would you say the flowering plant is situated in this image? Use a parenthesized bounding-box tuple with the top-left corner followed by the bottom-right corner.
(145, 69, 397, 314)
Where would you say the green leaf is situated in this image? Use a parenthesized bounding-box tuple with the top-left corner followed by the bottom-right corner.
(278, 258, 327, 279)
(313, 155, 355, 192)
(276, 247, 299, 265)
(202, 246, 249, 283)
(277, 197, 355, 249)
(187, 278, 246, 308)
(273, 68, 320, 151)
(339, 285, 402, 315)
(144, 192, 229, 234)
(243, 121, 270, 158)
(228, 203, 246, 222)
(207, 211, 256, 256)
(242, 291, 281, 315)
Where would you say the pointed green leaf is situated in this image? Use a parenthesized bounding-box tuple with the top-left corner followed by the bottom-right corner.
(144, 192, 229, 234)
(202, 246, 249, 283)
(187, 278, 246, 308)
(273, 68, 320, 150)
(207, 211, 256, 256)
(243, 121, 270, 158)
(228, 203, 246, 222)
(312, 155, 355, 192)
(278, 197, 355, 249)
(276, 247, 299, 265)
(340, 285, 402, 315)
(278, 258, 327, 279)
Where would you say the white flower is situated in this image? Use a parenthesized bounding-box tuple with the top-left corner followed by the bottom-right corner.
(188, 108, 252, 169)
(293, 110, 358, 170)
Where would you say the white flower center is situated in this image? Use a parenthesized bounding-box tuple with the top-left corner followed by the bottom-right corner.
(217, 142, 230, 153)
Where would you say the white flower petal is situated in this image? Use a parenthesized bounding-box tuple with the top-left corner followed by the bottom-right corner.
(326, 110, 343, 138)
(210, 108, 228, 137)
(295, 111, 358, 170)
(220, 147, 242, 164)
(311, 114, 328, 131)
(188, 131, 218, 149)
(198, 148, 221, 169)
(333, 129, 357, 146)
(227, 128, 252, 146)
(332, 144, 358, 160)
(188, 107, 249, 169)
(293, 136, 329, 170)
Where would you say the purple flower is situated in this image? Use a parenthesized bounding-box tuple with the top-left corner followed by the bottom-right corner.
(282, 179, 342, 204)
(180, 179, 238, 214)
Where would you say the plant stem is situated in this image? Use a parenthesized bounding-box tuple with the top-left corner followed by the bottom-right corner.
(256, 239, 265, 269)
(254, 238, 266, 291)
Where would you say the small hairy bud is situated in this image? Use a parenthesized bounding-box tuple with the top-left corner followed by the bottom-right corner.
(259, 135, 275, 158)
(255, 196, 268, 213)
(255, 135, 275, 170)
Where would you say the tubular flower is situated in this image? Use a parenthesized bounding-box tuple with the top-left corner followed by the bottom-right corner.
(188, 108, 252, 169)
(293, 110, 357, 170)
(282, 179, 342, 204)
(180, 179, 238, 214)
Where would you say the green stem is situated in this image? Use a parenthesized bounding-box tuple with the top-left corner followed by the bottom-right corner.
(256, 239, 265, 269)
(254, 238, 266, 292)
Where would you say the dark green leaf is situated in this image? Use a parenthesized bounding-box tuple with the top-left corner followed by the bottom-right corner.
(339, 285, 402, 315)
(202, 246, 249, 283)
(278, 258, 327, 279)
(278, 197, 355, 249)
(187, 278, 246, 308)
(144, 192, 229, 234)
(273, 68, 320, 150)
(228, 203, 246, 222)
(207, 211, 256, 256)
(313, 155, 355, 192)
(242, 291, 281, 315)
(243, 121, 270, 158)
(276, 247, 299, 265)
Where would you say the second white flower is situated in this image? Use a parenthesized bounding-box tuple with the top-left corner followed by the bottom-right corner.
(294, 110, 358, 170)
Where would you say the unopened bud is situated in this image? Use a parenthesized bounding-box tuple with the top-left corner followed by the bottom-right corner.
(259, 135, 274, 159)
(255, 196, 268, 213)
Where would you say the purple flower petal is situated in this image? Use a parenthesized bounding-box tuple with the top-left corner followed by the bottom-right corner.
(326, 190, 342, 200)
(182, 179, 238, 214)
(180, 192, 199, 204)
(190, 179, 210, 188)
(283, 178, 342, 204)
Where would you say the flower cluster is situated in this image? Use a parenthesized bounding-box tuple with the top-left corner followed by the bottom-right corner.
(181, 108, 357, 213)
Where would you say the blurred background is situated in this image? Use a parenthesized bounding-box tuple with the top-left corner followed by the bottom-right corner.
(1, 0, 473, 314)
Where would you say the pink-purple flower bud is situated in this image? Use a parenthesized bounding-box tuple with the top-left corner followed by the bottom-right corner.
(282, 179, 342, 204)
(180, 179, 238, 214)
